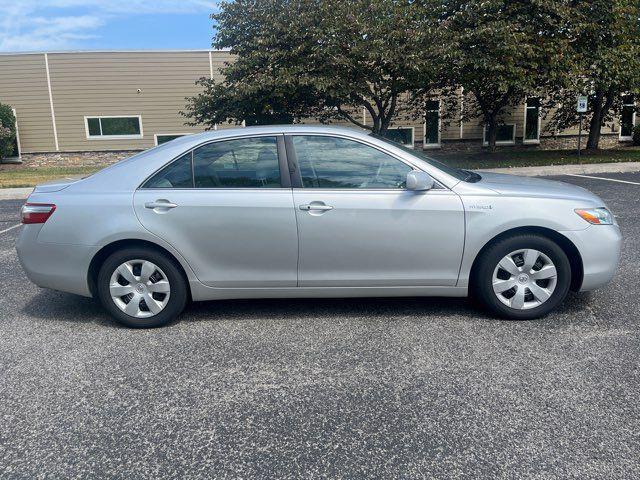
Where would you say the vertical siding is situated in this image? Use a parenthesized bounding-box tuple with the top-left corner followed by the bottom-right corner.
(0, 50, 631, 153)
(0, 54, 57, 153)
(47, 51, 233, 151)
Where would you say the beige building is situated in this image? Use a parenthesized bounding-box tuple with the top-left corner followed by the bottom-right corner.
(0, 49, 635, 163)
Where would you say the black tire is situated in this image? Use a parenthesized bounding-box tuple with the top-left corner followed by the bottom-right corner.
(471, 234, 572, 320)
(97, 247, 188, 328)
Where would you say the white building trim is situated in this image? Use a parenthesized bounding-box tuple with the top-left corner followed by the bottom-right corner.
(387, 126, 415, 147)
(619, 95, 635, 142)
(482, 124, 516, 146)
(0, 49, 231, 56)
(522, 97, 541, 144)
(44, 53, 59, 151)
(11, 108, 21, 158)
(459, 87, 464, 139)
(84, 115, 144, 140)
(423, 100, 441, 149)
(154, 133, 192, 146)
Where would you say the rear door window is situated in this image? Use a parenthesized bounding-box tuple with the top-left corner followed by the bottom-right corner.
(193, 136, 281, 188)
(142, 136, 282, 189)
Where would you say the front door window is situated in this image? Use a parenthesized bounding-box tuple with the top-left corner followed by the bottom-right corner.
(292, 135, 412, 189)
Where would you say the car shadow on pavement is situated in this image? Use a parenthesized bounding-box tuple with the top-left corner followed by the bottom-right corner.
(184, 296, 484, 322)
(21, 289, 121, 328)
(21, 288, 593, 328)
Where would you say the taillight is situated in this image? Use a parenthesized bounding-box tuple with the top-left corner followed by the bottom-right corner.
(21, 203, 56, 224)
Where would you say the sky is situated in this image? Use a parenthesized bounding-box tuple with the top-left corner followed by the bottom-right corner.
(0, 1, 219, 52)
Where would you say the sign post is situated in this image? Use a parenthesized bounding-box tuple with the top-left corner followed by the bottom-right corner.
(577, 96, 588, 160)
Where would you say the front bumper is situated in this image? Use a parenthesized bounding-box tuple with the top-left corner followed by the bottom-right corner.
(561, 224, 622, 292)
(16, 225, 97, 297)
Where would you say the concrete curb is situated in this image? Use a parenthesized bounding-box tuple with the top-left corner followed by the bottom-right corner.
(0, 187, 32, 200)
(0, 162, 639, 200)
(480, 161, 640, 177)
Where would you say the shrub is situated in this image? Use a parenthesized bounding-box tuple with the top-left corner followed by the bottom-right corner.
(632, 124, 640, 146)
(0, 103, 17, 159)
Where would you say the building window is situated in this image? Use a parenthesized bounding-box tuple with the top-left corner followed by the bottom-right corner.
(85, 116, 142, 139)
(383, 127, 415, 147)
(424, 100, 440, 148)
(523, 97, 541, 143)
(155, 134, 188, 145)
(620, 95, 635, 141)
(483, 124, 516, 145)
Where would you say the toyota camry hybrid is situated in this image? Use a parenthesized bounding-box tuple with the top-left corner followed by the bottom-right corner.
(16, 126, 621, 328)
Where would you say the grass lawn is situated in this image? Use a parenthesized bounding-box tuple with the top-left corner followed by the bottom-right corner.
(0, 166, 101, 188)
(431, 148, 640, 170)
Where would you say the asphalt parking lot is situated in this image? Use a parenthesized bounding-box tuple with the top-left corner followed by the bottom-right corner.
(1, 172, 639, 479)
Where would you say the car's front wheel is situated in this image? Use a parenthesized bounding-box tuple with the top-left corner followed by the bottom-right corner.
(472, 234, 572, 320)
(97, 247, 188, 328)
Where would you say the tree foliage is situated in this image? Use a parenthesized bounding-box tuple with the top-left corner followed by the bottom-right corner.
(185, 0, 640, 151)
(545, 0, 640, 149)
(183, 0, 449, 134)
(442, 0, 570, 151)
(0, 103, 16, 159)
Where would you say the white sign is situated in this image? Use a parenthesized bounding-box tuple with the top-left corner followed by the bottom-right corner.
(577, 96, 588, 113)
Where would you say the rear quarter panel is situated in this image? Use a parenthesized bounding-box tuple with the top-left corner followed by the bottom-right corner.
(28, 188, 199, 289)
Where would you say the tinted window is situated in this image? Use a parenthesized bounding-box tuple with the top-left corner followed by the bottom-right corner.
(156, 134, 186, 145)
(484, 124, 515, 143)
(193, 137, 280, 188)
(425, 100, 440, 145)
(525, 97, 541, 141)
(293, 136, 412, 189)
(383, 128, 413, 146)
(87, 117, 101, 136)
(86, 116, 141, 137)
(621, 95, 635, 137)
(143, 153, 193, 189)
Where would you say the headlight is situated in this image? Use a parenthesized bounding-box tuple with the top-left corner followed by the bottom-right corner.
(575, 207, 614, 225)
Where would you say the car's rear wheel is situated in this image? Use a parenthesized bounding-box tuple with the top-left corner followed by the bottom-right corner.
(472, 234, 572, 320)
(97, 247, 187, 328)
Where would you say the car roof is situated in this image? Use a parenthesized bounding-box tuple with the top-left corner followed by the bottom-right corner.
(177, 124, 371, 144)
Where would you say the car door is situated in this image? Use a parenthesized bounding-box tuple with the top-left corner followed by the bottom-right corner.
(287, 134, 465, 287)
(134, 134, 298, 288)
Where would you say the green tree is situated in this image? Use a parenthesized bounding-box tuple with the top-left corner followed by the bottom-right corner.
(0, 103, 17, 159)
(443, 0, 569, 151)
(183, 0, 448, 135)
(545, 0, 640, 150)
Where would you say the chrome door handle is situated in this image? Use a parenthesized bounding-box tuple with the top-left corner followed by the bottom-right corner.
(145, 200, 178, 209)
(299, 204, 334, 211)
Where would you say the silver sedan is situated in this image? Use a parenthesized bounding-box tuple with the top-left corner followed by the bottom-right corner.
(16, 126, 621, 328)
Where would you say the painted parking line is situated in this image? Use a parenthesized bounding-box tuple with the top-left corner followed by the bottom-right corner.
(565, 173, 640, 185)
(0, 223, 21, 235)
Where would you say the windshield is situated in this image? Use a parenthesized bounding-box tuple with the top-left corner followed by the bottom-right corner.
(369, 133, 480, 182)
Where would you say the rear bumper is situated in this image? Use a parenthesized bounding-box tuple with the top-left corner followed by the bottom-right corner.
(16, 225, 96, 297)
(561, 224, 622, 292)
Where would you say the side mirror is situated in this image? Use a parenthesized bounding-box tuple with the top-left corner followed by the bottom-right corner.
(406, 171, 434, 191)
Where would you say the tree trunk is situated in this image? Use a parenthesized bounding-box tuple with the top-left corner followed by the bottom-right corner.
(486, 116, 498, 152)
(587, 91, 604, 150)
(371, 116, 382, 135)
